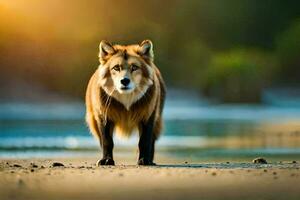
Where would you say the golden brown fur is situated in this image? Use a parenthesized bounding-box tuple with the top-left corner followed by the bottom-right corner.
(85, 40, 165, 165)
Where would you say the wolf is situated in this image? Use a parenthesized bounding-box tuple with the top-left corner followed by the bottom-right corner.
(85, 40, 166, 165)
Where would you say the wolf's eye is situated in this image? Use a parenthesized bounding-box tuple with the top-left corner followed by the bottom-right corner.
(131, 64, 139, 72)
(112, 65, 120, 72)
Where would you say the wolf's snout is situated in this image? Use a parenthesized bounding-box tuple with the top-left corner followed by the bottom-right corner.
(120, 78, 130, 87)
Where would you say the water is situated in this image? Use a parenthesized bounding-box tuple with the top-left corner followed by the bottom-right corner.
(1, 94, 300, 161)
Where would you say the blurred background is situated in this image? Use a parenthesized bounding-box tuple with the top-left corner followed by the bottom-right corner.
(0, 0, 300, 162)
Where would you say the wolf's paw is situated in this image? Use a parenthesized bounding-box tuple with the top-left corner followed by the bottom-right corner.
(137, 158, 156, 166)
(97, 158, 115, 166)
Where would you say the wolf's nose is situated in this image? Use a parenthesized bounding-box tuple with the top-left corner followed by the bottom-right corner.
(120, 78, 130, 86)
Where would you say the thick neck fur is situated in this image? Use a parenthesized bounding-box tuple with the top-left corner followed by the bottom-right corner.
(103, 84, 150, 110)
(112, 91, 144, 110)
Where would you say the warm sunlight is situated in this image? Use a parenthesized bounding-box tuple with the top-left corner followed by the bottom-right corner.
(0, 1, 300, 200)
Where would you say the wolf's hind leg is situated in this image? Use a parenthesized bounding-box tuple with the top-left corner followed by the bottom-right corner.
(149, 138, 156, 165)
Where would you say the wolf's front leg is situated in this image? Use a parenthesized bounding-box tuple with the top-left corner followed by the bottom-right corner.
(138, 114, 156, 165)
(97, 120, 115, 166)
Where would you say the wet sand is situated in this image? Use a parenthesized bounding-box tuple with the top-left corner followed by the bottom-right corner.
(0, 157, 300, 200)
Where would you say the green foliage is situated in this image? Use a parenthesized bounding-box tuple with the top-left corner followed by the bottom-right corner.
(202, 49, 277, 102)
(275, 20, 300, 82)
(167, 40, 213, 88)
(1, 0, 300, 102)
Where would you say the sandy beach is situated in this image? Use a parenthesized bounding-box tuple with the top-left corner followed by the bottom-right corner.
(1, 157, 299, 200)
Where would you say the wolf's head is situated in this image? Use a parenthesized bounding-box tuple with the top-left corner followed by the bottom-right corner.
(97, 40, 155, 109)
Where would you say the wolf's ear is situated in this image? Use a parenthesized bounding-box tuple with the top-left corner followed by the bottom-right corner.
(99, 40, 115, 64)
(138, 40, 154, 61)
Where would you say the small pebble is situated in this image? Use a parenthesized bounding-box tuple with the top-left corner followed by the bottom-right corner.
(292, 161, 297, 164)
(226, 162, 230, 164)
(18, 179, 25, 186)
(211, 172, 217, 176)
(273, 172, 277, 175)
(253, 157, 267, 164)
(184, 161, 188, 164)
(30, 163, 38, 168)
(263, 169, 268, 172)
(30, 169, 34, 172)
(52, 162, 64, 167)
(13, 164, 22, 168)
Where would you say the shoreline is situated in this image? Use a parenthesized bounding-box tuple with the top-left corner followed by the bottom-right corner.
(1, 158, 300, 200)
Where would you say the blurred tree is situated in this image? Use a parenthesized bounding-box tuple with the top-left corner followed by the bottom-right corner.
(0, 0, 300, 102)
(275, 20, 300, 84)
(201, 49, 277, 102)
